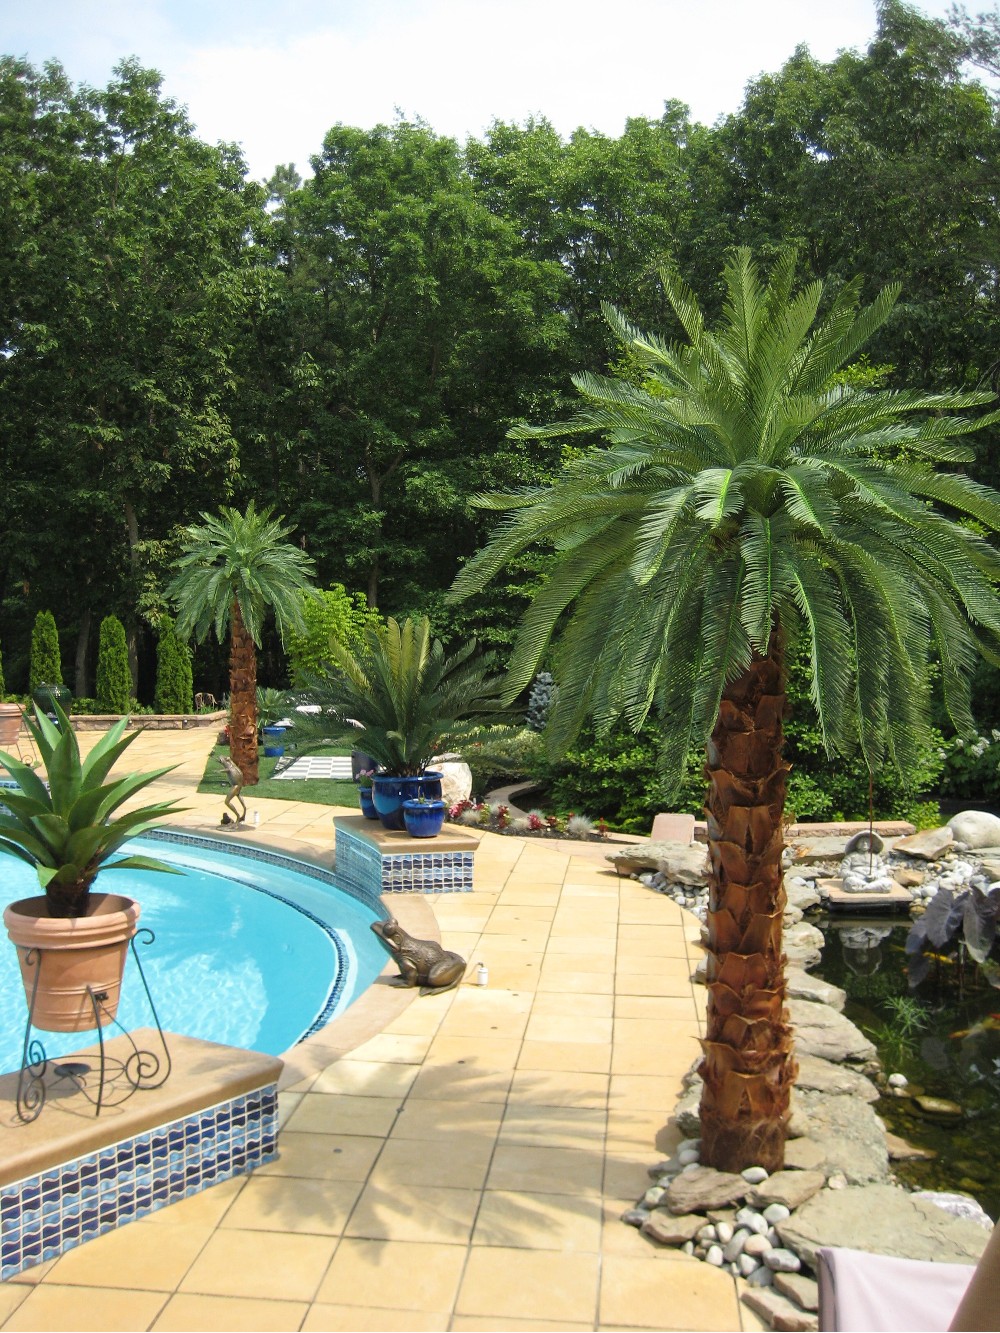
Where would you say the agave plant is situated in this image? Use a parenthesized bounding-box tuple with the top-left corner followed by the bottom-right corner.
(0, 700, 183, 918)
(293, 615, 509, 776)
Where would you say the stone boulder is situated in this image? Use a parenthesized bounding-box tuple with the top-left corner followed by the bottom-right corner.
(606, 840, 709, 883)
(785, 969, 846, 1013)
(777, 1184, 990, 1267)
(789, 1089, 889, 1184)
(784, 876, 822, 911)
(664, 1165, 748, 1213)
(432, 757, 473, 807)
(747, 1169, 826, 1211)
(947, 809, 1000, 849)
(893, 826, 955, 860)
(787, 998, 877, 1064)
(794, 1054, 879, 1102)
(784, 922, 825, 970)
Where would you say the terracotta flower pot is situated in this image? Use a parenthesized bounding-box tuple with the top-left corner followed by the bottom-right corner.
(3, 893, 140, 1033)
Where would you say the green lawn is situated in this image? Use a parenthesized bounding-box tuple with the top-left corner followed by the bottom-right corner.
(197, 743, 361, 808)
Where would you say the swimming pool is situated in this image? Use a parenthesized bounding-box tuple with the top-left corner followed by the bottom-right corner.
(0, 830, 389, 1075)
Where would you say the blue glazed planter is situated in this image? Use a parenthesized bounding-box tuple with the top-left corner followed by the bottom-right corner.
(402, 798, 446, 838)
(358, 787, 378, 819)
(371, 772, 443, 831)
(262, 725, 286, 758)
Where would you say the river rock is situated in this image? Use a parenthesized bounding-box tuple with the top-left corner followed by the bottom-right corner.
(794, 1053, 879, 1101)
(606, 840, 708, 881)
(893, 826, 955, 859)
(741, 1288, 818, 1332)
(664, 1165, 747, 1213)
(785, 968, 846, 1012)
(885, 1132, 937, 1161)
(788, 998, 877, 1063)
(894, 866, 926, 888)
(764, 1247, 803, 1273)
(914, 1095, 963, 1119)
(672, 1081, 703, 1137)
(781, 1137, 826, 1172)
(793, 835, 853, 863)
(777, 1185, 990, 1267)
(773, 1273, 820, 1313)
(791, 1089, 889, 1184)
(784, 876, 822, 910)
(748, 1170, 826, 1211)
(641, 1211, 706, 1245)
(947, 809, 1000, 848)
(432, 757, 473, 807)
(913, 1192, 994, 1229)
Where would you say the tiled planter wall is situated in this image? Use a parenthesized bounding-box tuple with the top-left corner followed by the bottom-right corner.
(335, 821, 474, 896)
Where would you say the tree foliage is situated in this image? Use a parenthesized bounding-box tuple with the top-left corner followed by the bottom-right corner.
(154, 615, 193, 715)
(95, 615, 131, 714)
(29, 611, 62, 694)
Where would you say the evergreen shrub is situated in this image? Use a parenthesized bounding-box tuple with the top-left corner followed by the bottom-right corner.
(154, 615, 193, 715)
(95, 615, 131, 714)
(29, 611, 62, 695)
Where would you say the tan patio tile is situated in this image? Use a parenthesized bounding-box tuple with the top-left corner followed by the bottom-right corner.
(487, 1144, 604, 1196)
(278, 1089, 304, 1127)
(368, 1133, 494, 1190)
(451, 1320, 591, 1332)
(315, 1237, 467, 1311)
(256, 1130, 383, 1180)
(473, 1189, 603, 1252)
(142, 1175, 245, 1227)
(614, 952, 696, 978)
(2, 1284, 168, 1331)
(152, 1294, 309, 1331)
(390, 1096, 505, 1138)
(382, 1004, 454, 1037)
(45, 1222, 214, 1290)
(0, 1285, 29, 1324)
(524, 1012, 613, 1044)
(480, 924, 552, 949)
(600, 1205, 695, 1257)
(615, 973, 706, 1001)
(283, 1092, 401, 1137)
(499, 885, 563, 905)
(617, 924, 690, 956)
(609, 1073, 687, 1113)
(614, 992, 697, 1017)
(179, 1229, 337, 1300)
(507, 1068, 609, 1108)
(424, 1033, 523, 1068)
(408, 1062, 514, 1102)
(302, 1305, 446, 1330)
(614, 1011, 698, 1043)
(538, 968, 614, 995)
(342, 1032, 434, 1064)
(219, 1174, 363, 1235)
(6, 1258, 57, 1285)
(532, 990, 613, 1018)
(602, 1152, 662, 1205)
(517, 1039, 611, 1074)
(456, 1247, 599, 1324)
(346, 1182, 481, 1243)
(311, 1058, 422, 1095)
(488, 904, 557, 926)
(598, 1252, 741, 1330)
(475, 957, 544, 988)
(606, 1109, 673, 1155)
(499, 1103, 607, 1149)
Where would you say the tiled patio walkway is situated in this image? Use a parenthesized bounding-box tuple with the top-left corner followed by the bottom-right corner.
(0, 728, 759, 1332)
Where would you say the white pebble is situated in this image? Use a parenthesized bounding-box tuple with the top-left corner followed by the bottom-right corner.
(738, 1253, 761, 1277)
(743, 1234, 771, 1256)
(682, 1162, 701, 1174)
(682, 1240, 695, 1255)
(764, 1248, 802, 1273)
(723, 1230, 749, 1263)
(705, 1245, 724, 1267)
(763, 1203, 791, 1224)
(888, 1073, 908, 1088)
(678, 1148, 700, 1166)
(766, 1227, 781, 1246)
(827, 1172, 847, 1190)
(715, 1222, 734, 1244)
(697, 1224, 717, 1243)
(741, 1166, 769, 1185)
(747, 1266, 774, 1288)
(643, 1187, 666, 1208)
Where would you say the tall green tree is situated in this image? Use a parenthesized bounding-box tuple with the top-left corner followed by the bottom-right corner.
(452, 251, 1000, 1171)
(29, 611, 62, 695)
(167, 503, 316, 784)
(95, 615, 131, 713)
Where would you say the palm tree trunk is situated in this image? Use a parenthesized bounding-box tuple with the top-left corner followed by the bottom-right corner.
(699, 635, 796, 1173)
(229, 598, 259, 786)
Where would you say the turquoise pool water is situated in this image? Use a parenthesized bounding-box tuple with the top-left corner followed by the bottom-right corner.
(0, 832, 388, 1075)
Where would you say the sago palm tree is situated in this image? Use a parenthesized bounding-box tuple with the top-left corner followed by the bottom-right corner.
(167, 503, 316, 785)
(294, 614, 509, 775)
(451, 250, 1000, 1172)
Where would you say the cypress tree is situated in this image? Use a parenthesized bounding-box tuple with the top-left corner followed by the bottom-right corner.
(154, 616, 193, 715)
(95, 615, 131, 714)
(29, 611, 62, 694)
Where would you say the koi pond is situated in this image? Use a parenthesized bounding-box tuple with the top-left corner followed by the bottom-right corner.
(815, 915, 1000, 1222)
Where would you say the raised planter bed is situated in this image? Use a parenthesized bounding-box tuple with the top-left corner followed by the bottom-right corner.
(68, 711, 226, 732)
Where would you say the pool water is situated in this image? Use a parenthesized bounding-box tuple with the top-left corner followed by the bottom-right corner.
(0, 832, 388, 1075)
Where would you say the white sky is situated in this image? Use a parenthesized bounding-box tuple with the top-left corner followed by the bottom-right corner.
(3, 0, 962, 182)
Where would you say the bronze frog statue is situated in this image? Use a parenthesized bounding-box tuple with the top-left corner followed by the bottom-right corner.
(371, 918, 466, 993)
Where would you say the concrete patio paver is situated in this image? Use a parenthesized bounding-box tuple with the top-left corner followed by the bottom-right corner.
(0, 726, 765, 1332)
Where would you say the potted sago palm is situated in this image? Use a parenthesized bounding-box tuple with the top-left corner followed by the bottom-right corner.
(0, 700, 183, 1032)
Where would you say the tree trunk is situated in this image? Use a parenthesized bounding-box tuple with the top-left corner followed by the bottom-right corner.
(698, 636, 796, 1173)
(228, 598, 259, 786)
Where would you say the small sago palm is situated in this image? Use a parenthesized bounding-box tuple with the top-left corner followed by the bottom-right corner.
(295, 615, 508, 775)
(450, 249, 1000, 1172)
(167, 503, 316, 785)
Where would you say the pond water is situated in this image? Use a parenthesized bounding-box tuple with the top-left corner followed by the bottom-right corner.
(815, 916, 1000, 1222)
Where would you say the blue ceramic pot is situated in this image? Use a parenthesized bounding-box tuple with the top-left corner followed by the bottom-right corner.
(262, 725, 286, 757)
(402, 798, 446, 838)
(358, 786, 378, 819)
(371, 772, 443, 831)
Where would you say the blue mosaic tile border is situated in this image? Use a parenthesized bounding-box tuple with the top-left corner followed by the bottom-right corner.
(335, 824, 474, 897)
(0, 1084, 278, 1281)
